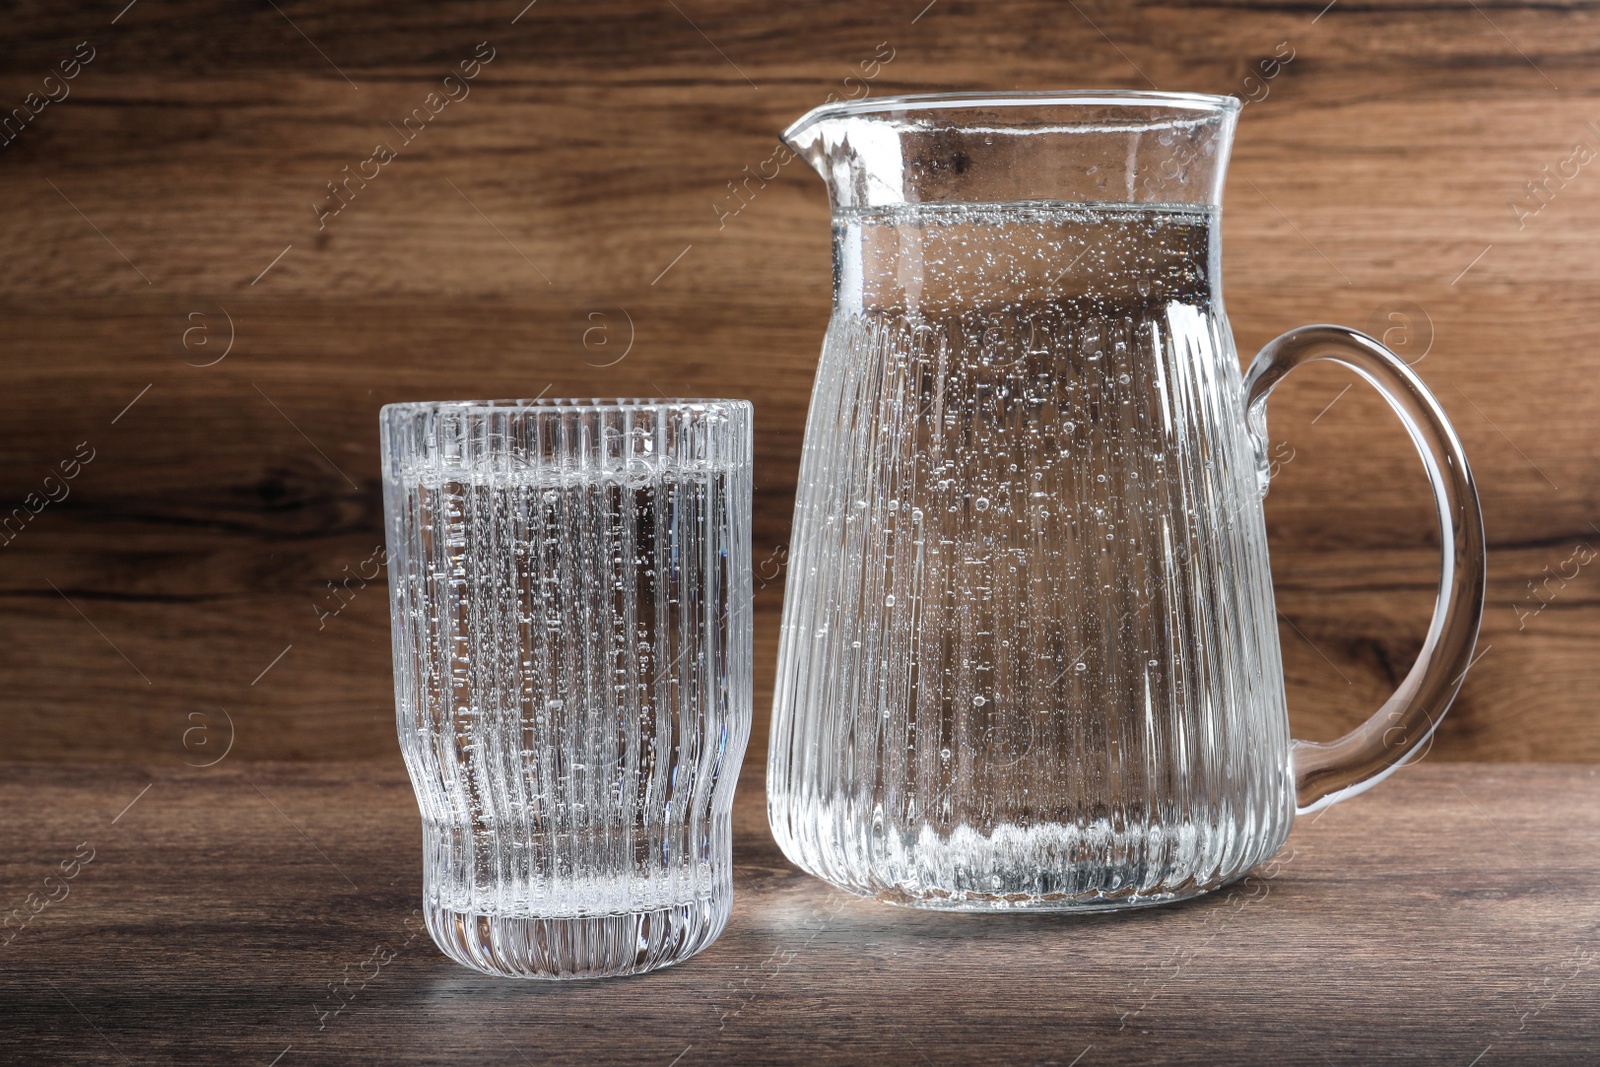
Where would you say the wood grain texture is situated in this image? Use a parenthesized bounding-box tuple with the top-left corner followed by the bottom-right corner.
(0, 0, 1597, 763)
(2, 761, 1597, 1064)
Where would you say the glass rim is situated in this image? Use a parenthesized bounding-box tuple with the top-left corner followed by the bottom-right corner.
(784, 90, 1238, 144)
(381, 397, 752, 417)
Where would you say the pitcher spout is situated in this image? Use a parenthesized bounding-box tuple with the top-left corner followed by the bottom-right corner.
(781, 90, 1238, 212)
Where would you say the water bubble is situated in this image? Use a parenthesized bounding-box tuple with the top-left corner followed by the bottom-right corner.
(940, 748, 952, 761)
(1075, 662, 1088, 672)
(974, 497, 990, 511)
(884, 594, 896, 607)
(972, 695, 986, 706)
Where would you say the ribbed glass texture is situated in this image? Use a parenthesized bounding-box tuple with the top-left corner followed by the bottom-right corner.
(382, 398, 752, 976)
(769, 201, 1297, 910)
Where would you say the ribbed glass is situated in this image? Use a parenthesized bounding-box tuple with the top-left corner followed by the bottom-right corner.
(768, 193, 1297, 909)
(382, 398, 752, 976)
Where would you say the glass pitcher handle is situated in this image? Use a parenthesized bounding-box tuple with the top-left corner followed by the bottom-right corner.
(1243, 325, 1487, 815)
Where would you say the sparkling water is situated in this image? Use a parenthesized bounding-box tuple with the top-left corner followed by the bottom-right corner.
(768, 202, 1296, 909)
(383, 401, 751, 976)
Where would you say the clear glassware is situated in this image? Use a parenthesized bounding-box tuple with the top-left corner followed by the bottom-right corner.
(381, 398, 753, 977)
(768, 92, 1486, 911)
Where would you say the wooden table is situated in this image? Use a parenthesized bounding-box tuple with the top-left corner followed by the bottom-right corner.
(3, 761, 1595, 1065)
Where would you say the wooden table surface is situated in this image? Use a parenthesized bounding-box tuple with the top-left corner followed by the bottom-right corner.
(4, 761, 1596, 1065)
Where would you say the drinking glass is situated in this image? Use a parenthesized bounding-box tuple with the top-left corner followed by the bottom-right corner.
(381, 398, 753, 977)
(768, 91, 1486, 910)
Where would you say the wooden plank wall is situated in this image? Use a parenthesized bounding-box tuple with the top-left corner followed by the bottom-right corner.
(0, 0, 1594, 764)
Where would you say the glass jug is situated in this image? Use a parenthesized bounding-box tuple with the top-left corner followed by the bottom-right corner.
(766, 92, 1486, 911)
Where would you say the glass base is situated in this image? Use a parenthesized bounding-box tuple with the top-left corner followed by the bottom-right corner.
(424, 894, 731, 979)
